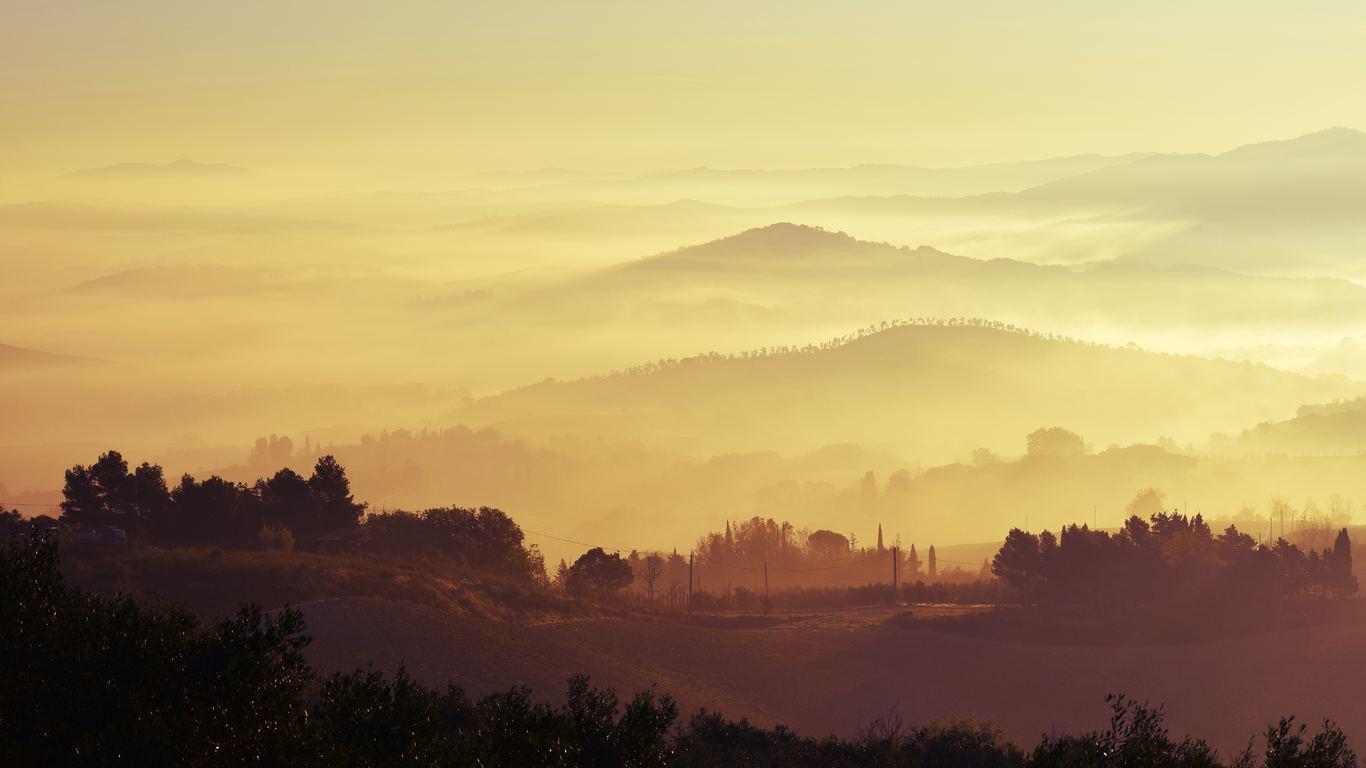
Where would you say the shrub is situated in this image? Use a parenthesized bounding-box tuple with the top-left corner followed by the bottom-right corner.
(258, 524, 295, 553)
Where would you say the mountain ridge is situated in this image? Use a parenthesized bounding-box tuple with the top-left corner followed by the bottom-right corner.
(457, 320, 1364, 463)
(60, 159, 252, 181)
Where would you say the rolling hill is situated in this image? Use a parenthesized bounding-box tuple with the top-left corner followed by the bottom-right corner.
(506, 223, 1366, 336)
(0, 201, 355, 235)
(60, 159, 252, 181)
(0, 342, 100, 371)
(779, 128, 1366, 276)
(1022, 127, 1366, 216)
(456, 320, 1364, 464)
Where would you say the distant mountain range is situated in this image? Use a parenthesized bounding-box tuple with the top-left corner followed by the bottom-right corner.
(437, 128, 1366, 277)
(0, 201, 354, 234)
(786, 128, 1366, 275)
(0, 343, 99, 371)
(504, 223, 1366, 334)
(588, 153, 1153, 205)
(60, 159, 251, 181)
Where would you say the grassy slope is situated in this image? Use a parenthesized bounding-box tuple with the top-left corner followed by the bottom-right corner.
(56, 544, 1366, 757)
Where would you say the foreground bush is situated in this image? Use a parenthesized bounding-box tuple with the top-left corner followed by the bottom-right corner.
(0, 537, 1356, 766)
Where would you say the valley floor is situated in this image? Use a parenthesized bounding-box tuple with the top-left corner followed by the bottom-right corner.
(297, 596, 1366, 757)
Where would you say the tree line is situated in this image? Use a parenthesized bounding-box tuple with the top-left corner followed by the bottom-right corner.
(42, 450, 548, 585)
(59, 450, 365, 544)
(604, 317, 1116, 381)
(992, 510, 1357, 613)
(2, 536, 1356, 767)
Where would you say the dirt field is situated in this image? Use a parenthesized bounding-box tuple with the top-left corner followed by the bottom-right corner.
(296, 598, 1366, 756)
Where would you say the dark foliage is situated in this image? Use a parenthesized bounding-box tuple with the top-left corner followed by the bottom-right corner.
(0, 535, 312, 765)
(3, 537, 1360, 766)
(55, 451, 547, 583)
(360, 505, 546, 582)
(62, 451, 364, 546)
(568, 547, 635, 597)
(992, 512, 1356, 613)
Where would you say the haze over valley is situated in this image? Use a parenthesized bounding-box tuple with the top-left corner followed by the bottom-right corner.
(9, 130, 1366, 553)
(11, 5, 1366, 761)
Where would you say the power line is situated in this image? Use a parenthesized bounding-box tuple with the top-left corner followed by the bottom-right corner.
(691, 552, 885, 574)
(519, 527, 628, 554)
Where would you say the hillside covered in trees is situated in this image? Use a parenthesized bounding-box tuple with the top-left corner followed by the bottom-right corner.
(456, 320, 1361, 465)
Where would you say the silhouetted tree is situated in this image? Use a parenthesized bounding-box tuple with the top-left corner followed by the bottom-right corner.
(307, 455, 365, 535)
(0, 508, 22, 537)
(256, 467, 315, 539)
(568, 548, 633, 598)
(361, 506, 544, 582)
(1262, 717, 1356, 768)
(1328, 528, 1358, 597)
(167, 474, 257, 544)
(61, 451, 170, 536)
(639, 553, 664, 607)
(807, 529, 849, 560)
(994, 510, 1351, 615)
(1026, 427, 1086, 458)
(993, 529, 1040, 603)
(555, 558, 572, 592)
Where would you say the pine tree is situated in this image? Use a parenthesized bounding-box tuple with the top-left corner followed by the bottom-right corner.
(928, 546, 938, 581)
(554, 559, 571, 592)
(877, 524, 884, 553)
(908, 544, 920, 577)
(1332, 528, 1358, 596)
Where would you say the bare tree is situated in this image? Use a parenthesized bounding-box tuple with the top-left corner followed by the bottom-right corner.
(639, 553, 664, 607)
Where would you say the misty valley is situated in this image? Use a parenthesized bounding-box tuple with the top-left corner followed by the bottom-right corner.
(10, 9, 1366, 760)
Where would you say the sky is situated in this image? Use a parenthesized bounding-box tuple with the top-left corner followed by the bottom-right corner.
(3, 1, 1365, 181)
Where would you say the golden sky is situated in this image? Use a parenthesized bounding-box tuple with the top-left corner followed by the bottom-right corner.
(3, 1, 1365, 180)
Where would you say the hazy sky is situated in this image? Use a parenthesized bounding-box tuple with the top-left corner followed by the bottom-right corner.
(3, 1, 1365, 180)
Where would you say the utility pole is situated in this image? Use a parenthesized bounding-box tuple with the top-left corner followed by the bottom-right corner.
(687, 552, 694, 612)
(763, 559, 769, 612)
(892, 545, 899, 600)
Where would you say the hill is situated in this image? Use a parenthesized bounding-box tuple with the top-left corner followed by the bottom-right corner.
(765, 128, 1366, 276)
(1005, 128, 1366, 275)
(592, 153, 1149, 206)
(1024, 127, 1366, 213)
(530, 223, 1366, 328)
(456, 320, 1364, 464)
(462, 223, 1366, 387)
(60, 159, 251, 181)
(1230, 397, 1366, 456)
(0, 343, 99, 371)
(0, 201, 354, 235)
